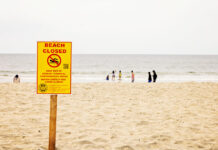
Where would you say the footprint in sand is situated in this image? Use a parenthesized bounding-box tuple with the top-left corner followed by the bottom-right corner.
(116, 145, 134, 150)
(136, 121, 149, 126)
(94, 138, 107, 143)
(77, 140, 93, 145)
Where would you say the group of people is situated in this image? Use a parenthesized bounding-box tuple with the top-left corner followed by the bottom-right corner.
(14, 71, 157, 83)
(148, 70, 157, 82)
(106, 70, 158, 83)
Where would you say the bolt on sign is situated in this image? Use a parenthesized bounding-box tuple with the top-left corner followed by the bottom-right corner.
(37, 41, 72, 94)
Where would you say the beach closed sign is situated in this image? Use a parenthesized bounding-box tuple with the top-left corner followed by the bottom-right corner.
(37, 41, 72, 94)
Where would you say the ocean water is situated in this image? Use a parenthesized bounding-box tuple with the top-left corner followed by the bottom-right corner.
(0, 54, 218, 82)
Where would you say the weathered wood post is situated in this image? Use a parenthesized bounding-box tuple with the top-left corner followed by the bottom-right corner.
(49, 95, 57, 150)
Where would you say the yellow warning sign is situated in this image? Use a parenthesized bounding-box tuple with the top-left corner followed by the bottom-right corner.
(37, 41, 72, 94)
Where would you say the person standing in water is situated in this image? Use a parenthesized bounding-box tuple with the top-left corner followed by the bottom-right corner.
(119, 70, 122, 80)
(131, 70, 135, 83)
(112, 70, 115, 81)
(13, 74, 20, 83)
(152, 70, 157, 82)
(106, 74, 109, 81)
(148, 72, 152, 83)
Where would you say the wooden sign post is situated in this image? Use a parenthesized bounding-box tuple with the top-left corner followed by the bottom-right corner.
(49, 95, 57, 150)
(37, 41, 72, 150)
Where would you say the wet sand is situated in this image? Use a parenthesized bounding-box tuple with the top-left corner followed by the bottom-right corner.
(0, 82, 217, 150)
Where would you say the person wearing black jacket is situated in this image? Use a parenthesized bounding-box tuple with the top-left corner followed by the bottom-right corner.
(148, 72, 152, 83)
(153, 70, 157, 82)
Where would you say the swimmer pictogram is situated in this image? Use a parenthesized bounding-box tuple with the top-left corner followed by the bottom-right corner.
(47, 54, 61, 68)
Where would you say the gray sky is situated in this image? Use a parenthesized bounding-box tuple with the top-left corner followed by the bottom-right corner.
(0, 0, 218, 54)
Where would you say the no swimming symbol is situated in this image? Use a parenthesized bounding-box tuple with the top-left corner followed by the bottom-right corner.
(47, 54, 61, 68)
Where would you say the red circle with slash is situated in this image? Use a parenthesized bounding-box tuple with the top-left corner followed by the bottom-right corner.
(47, 54, 61, 68)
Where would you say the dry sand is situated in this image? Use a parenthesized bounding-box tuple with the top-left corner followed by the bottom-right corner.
(0, 82, 217, 150)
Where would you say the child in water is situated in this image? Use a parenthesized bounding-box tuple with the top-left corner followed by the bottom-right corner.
(131, 70, 134, 83)
(106, 74, 109, 81)
(112, 70, 115, 81)
(13, 74, 20, 83)
(119, 70, 122, 80)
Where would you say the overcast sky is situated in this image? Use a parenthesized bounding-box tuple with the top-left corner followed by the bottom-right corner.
(0, 0, 217, 54)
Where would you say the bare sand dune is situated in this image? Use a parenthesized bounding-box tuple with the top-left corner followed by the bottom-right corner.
(0, 82, 217, 150)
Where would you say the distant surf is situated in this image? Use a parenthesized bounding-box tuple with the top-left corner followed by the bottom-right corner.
(0, 54, 218, 82)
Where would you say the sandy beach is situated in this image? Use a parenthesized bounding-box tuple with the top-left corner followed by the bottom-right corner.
(0, 82, 217, 150)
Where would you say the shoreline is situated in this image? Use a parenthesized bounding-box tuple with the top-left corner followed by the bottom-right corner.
(1, 81, 218, 84)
